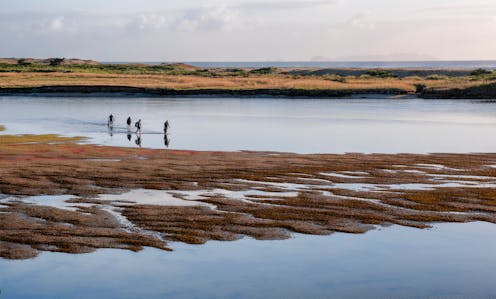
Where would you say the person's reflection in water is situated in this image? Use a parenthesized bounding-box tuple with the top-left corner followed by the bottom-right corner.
(135, 134, 142, 147)
(164, 134, 170, 148)
(127, 133, 132, 141)
(108, 127, 113, 137)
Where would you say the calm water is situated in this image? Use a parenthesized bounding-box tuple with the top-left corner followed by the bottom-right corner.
(1, 222, 496, 299)
(2, 96, 496, 298)
(1, 96, 496, 153)
(110, 60, 496, 69)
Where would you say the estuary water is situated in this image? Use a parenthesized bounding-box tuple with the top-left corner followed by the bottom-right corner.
(1, 222, 496, 299)
(111, 60, 496, 69)
(1, 96, 496, 153)
(2, 96, 496, 298)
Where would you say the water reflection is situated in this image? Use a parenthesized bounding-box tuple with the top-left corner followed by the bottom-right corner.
(3, 97, 496, 153)
(1, 222, 496, 298)
(135, 134, 142, 147)
(104, 115, 171, 148)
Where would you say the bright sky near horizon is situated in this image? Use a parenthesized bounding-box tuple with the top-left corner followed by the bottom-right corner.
(1, 0, 495, 61)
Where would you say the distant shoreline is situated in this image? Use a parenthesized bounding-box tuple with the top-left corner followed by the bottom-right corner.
(108, 60, 496, 70)
(0, 86, 411, 98)
(1, 60, 495, 99)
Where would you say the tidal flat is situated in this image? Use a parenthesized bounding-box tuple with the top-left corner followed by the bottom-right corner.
(2, 133, 496, 260)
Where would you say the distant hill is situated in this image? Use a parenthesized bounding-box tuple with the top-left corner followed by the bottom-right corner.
(161, 62, 199, 71)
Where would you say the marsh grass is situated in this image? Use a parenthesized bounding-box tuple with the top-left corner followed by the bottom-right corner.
(0, 72, 487, 93)
(0, 63, 491, 94)
(1, 138, 496, 259)
(0, 134, 85, 144)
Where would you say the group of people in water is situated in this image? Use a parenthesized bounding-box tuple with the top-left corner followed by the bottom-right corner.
(107, 114, 170, 147)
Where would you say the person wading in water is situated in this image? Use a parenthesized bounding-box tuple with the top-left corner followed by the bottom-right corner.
(127, 117, 132, 131)
(135, 119, 142, 133)
(108, 114, 114, 128)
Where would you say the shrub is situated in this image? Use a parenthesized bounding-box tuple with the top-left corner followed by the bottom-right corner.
(249, 67, 278, 75)
(49, 58, 65, 66)
(470, 68, 492, 76)
(414, 84, 426, 93)
(17, 59, 31, 66)
(364, 69, 396, 78)
(426, 74, 448, 80)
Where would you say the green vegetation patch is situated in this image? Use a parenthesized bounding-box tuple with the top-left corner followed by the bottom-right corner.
(0, 63, 201, 76)
(365, 69, 396, 78)
(470, 68, 493, 76)
(0, 134, 85, 144)
(249, 67, 279, 75)
(426, 74, 449, 80)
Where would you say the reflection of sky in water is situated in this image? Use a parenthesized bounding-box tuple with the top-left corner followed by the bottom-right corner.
(2, 97, 496, 298)
(1, 222, 496, 298)
(1, 96, 496, 153)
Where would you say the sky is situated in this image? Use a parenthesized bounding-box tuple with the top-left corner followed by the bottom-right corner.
(0, 0, 495, 61)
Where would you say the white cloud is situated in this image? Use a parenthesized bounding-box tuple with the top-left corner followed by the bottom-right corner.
(129, 13, 170, 31)
(347, 13, 375, 30)
(0, 1, 495, 61)
(49, 16, 65, 31)
(177, 5, 242, 32)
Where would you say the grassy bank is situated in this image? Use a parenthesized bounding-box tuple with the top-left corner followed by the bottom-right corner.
(0, 61, 495, 97)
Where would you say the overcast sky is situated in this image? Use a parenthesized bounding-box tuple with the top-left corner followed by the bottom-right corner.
(1, 0, 495, 61)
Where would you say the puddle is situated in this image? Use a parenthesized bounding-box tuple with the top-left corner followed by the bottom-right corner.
(1, 195, 94, 211)
(332, 183, 381, 192)
(414, 164, 461, 171)
(320, 172, 368, 179)
(428, 174, 495, 180)
(98, 189, 211, 207)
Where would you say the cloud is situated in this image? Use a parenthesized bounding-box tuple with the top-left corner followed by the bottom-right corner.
(49, 16, 65, 31)
(346, 13, 375, 30)
(0, 1, 495, 61)
(177, 5, 242, 32)
(127, 13, 170, 31)
(0, 1, 336, 36)
(236, 0, 336, 11)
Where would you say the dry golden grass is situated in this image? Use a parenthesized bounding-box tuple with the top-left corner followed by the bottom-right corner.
(0, 72, 490, 92)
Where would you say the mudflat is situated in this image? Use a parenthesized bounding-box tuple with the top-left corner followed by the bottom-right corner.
(1, 134, 496, 259)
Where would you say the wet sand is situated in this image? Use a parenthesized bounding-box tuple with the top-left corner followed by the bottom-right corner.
(1, 134, 496, 259)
